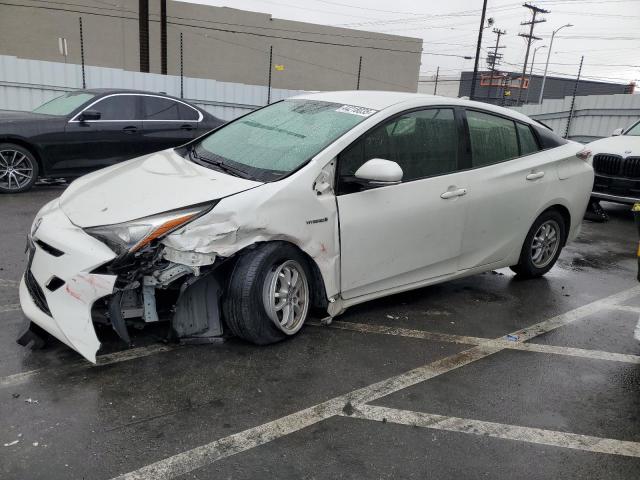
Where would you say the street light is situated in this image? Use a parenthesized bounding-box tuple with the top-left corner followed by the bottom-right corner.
(525, 45, 546, 104)
(538, 23, 573, 104)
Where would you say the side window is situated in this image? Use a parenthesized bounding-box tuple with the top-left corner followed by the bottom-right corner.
(91, 95, 137, 120)
(516, 123, 539, 156)
(142, 96, 181, 120)
(467, 110, 519, 167)
(338, 108, 459, 184)
(178, 103, 200, 121)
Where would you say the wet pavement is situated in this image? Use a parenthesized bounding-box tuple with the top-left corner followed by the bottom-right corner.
(1, 186, 639, 479)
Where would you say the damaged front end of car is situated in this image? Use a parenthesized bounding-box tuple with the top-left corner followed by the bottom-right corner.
(87, 201, 231, 349)
(18, 199, 235, 364)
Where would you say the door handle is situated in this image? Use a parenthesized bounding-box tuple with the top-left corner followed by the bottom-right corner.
(180, 124, 195, 131)
(526, 171, 545, 181)
(122, 125, 138, 134)
(440, 188, 467, 199)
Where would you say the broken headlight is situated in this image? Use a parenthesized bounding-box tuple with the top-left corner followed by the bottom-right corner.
(84, 203, 215, 255)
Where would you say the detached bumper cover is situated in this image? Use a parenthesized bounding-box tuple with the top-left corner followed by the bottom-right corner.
(19, 205, 117, 363)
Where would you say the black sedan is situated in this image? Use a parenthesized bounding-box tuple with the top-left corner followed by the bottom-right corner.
(0, 89, 224, 193)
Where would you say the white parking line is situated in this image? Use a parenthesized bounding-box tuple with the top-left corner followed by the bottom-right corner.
(0, 279, 19, 288)
(506, 341, 640, 364)
(608, 304, 640, 315)
(343, 404, 640, 458)
(313, 321, 640, 364)
(0, 344, 178, 388)
(108, 285, 640, 480)
(506, 285, 640, 342)
(307, 320, 488, 345)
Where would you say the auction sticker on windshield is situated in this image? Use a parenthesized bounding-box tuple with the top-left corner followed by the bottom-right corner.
(335, 105, 378, 117)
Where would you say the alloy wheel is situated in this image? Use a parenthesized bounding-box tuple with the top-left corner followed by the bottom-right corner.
(530, 219, 561, 268)
(0, 149, 34, 191)
(263, 260, 310, 335)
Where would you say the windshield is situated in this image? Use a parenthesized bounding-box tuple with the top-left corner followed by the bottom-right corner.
(192, 99, 375, 181)
(33, 92, 95, 116)
(625, 121, 640, 136)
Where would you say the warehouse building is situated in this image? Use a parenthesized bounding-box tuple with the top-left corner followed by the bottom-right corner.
(458, 70, 633, 106)
(0, 0, 422, 92)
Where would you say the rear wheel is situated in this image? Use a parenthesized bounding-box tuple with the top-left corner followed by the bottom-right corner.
(223, 243, 312, 345)
(510, 210, 566, 278)
(0, 143, 39, 193)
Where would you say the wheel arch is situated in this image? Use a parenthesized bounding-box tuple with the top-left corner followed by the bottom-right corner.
(223, 240, 330, 311)
(543, 204, 571, 245)
(0, 137, 45, 175)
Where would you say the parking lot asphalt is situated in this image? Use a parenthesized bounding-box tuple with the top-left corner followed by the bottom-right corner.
(1, 186, 639, 480)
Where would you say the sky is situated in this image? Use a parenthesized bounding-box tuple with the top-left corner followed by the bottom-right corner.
(177, 0, 640, 86)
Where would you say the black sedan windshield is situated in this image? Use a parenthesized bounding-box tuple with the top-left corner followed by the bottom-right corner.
(33, 92, 95, 116)
(192, 99, 374, 181)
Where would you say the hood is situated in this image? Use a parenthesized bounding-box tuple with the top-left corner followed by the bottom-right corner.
(0, 109, 61, 122)
(586, 135, 640, 157)
(60, 149, 263, 227)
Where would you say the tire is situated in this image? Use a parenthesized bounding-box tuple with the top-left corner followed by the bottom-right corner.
(510, 209, 566, 278)
(0, 143, 39, 193)
(222, 242, 313, 345)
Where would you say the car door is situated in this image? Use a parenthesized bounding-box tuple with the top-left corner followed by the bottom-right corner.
(337, 107, 469, 300)
(457, 109, 556, 270)
(140, 95, 201, 154)
(61, 94, 143, 175)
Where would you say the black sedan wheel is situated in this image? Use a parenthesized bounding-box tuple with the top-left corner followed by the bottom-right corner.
(0, 143, 39, 193)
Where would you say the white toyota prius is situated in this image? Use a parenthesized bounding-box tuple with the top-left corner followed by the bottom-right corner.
(18, 91, 594, 362)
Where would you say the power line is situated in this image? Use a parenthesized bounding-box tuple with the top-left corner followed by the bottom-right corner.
(516, 3, 548, 105)
(0, 2, 423, 53)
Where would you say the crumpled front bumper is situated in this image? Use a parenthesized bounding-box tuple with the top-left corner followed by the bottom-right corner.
(19, 203, 117, 363)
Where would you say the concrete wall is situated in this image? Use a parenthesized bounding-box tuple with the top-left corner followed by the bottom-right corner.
(0, 0, 422, 92)
(510, 93, 640, 143)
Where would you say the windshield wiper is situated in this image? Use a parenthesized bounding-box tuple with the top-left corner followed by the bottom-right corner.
(197, 155, 253, 179)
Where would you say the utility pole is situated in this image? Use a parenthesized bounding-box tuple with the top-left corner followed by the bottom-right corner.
(469, 0, 488, 101)
(356, 56, 362, 90)
(78, 17, 86, 89)
(486, 28, 506, 103)
(434, 66, 439, 95)
(267, 45, 273, 104)
(564, 55, 583, 139)
(517, 3, 548, 106)
(525, 45, 546, 104)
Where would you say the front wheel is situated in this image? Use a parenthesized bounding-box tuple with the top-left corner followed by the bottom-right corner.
(510, 210, 566, 278)
(0, 143, 39, 193)
(222, 243, 312, 345)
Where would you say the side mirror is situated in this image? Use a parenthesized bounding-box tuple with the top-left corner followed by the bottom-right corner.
(354, 158, 403, 186)
(79, 109, 101, 121)
(612, 128, 624, 136)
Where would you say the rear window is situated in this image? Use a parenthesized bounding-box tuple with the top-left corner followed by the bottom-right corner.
(178, 103, 200, 121)
(516, 123, 540, 156)
(142, 96, 181, 120)
(467, 110, 519, 167)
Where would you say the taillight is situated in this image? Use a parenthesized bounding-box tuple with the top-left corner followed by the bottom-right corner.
(576, 149, 592, 161)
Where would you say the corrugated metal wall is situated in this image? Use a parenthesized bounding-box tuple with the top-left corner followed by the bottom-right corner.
(0, 55, 306, 120)
(510, 94, 640, 143)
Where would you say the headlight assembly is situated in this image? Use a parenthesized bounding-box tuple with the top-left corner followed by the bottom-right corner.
(84, 203, 215, 255)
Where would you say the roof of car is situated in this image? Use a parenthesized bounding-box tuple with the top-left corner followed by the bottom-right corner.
(291, 90, 535, 125)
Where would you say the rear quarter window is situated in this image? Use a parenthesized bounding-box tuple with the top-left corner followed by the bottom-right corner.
(533, 124, 568, 149)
